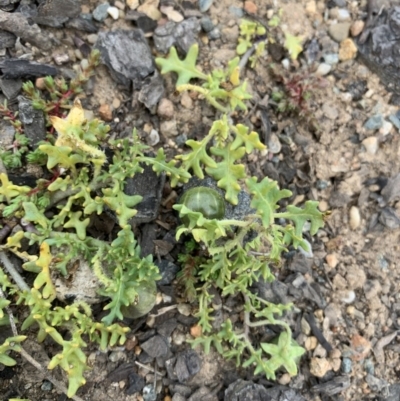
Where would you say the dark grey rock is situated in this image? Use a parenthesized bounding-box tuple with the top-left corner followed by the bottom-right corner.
(357, 7, 400, 101)
(154, 18, 201, 54)
(125, 163, 165, 224)
(328, 191, 351, 208)
(388, 113, 400, 129)
(379, 207, 400, 229)
(139, 223, 157, 257)
(126, 372, 145, 395)
(255, 279, 288, 305)
(166, 350, 202, 382)
(365, 359, 375, 375)
(65, 16, 98, 33)
(208, 27, 220, 40)
(382, 174, 400, 203)
(141, 335, 169, 358)
(33, 15, 68, 27)
(0, 59, 58, 80)
(157, 318, 178, 338)
(189, 387, 216, 401)
(0, 0, 19, 12)
(175, 134, 188, 147)
(0, 10, 51, 50)
(126, 10, 157, 32)
(95, 30, 155, 89)
(341, 357, 352, 373)
(366, 374, 390, 395)
(93, 2, 110, 21)
(0, 119, 14, 149)
(41, 380, 53, 391)
(346, 80, 367, 101)
(312, 376, 350, 396)
(315, 179, 329, 190)
(32, 0, 80, 27)
(138, 70, 165, 110)
(382, 384, 400, 401)
(18, 96, 46, 148)
(0, 29, 15, 49)
(170, 383, 192, 397)
(364, 114, 384, 130)
(0, 78, 22, 100)
(224, 380, 270, 401)
(289, 273, 326, 308)
(156, 260, 179, 285)
(200, 16, 214, 32)
(172, 394, 187, 401)
(107, 362, 135, 382)
(198, 0, 213, 13)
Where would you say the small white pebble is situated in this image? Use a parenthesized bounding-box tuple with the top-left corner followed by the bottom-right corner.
(349, 206, 361, 230)
(147, 129, 160, 146)
(340, 92, 352, 102)
(281, 58, 290, 70)
(337, 8, 350, 21)
(362, 136, 379, 155)
(107, 6, 119, 20)
(341, 290, 356, 304)
(316, 63, 331, 76)
(379, 120, 393, 136)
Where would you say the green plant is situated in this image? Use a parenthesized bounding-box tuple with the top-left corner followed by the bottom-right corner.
(0, 51, 101, 170)
(0, 39, 324, 398)
(156, 45, 325, 379)
(236, 19, 267, 68)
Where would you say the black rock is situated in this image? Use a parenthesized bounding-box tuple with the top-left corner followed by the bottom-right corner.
(95, 29, 155, 89)
(157, 318, 178, 338)
(156, 260, 179, 285)
(127, 372, 145, 395)
(379, 207, 400, 229)
(125, 11, 157, 33)
(141, 335, 169, 358)
(154, 18, 201, 54)
(225, 380, 307, 401)
(0, 59, 57, 80)
(0, 78, 21, 100)
(382, 384, 400, 401)
(224, 380, 270, 401)
(125, 163, 165, 224)
(138, 70, 165, 110)
(312, 375, 351, 396)
(166, 350, 202, 382)
(65, 16, 98, 33)
(0, 29, 16, 49)
(357, 6, 400, 101)
(18, 96, 46, 148)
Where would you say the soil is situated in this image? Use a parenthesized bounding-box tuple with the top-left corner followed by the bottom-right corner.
(1, 0, 400, 400)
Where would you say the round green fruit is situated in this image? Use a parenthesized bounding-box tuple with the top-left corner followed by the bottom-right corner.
(120, 280, 157, 319)
(180, 187, 225, 220)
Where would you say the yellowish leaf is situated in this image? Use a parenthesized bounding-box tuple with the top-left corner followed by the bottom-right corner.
(284, 32, 303, 60)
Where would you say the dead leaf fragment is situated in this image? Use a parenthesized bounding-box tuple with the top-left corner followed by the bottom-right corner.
(160, 5, 183, 22)
(373, 331, 399, 364)
(350, 334, 371, 361)
(138, 0, 161, 20)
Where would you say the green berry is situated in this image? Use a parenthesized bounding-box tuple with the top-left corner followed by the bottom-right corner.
(180, 187, 225, 220)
